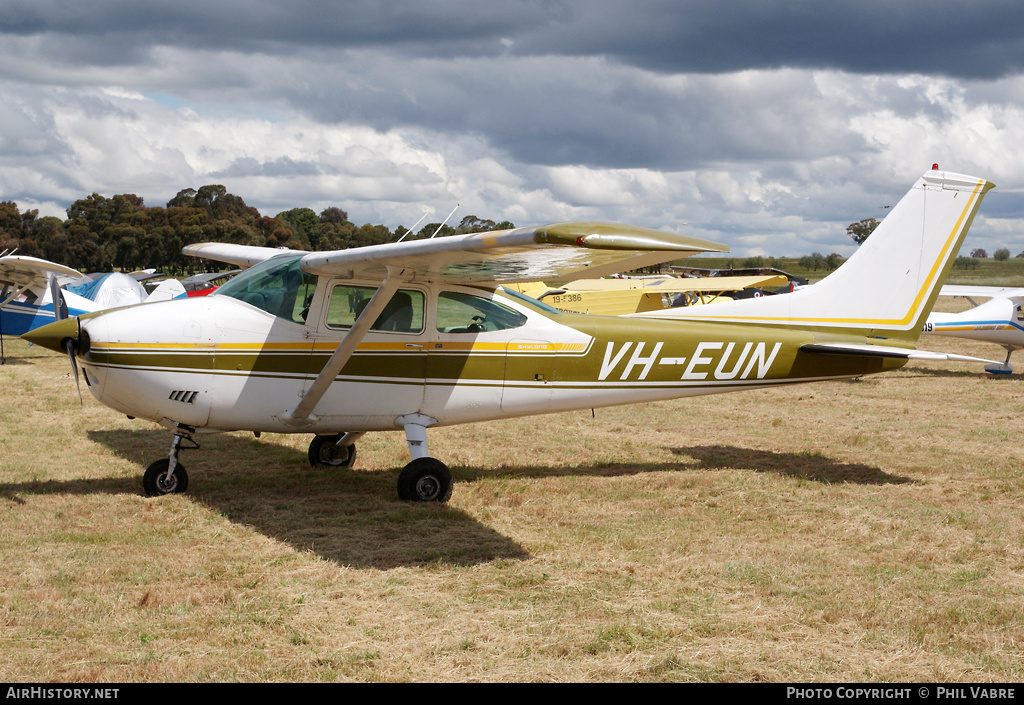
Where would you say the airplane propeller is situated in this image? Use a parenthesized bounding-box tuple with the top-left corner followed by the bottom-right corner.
(64, 333, 83, 406)
(48, 277, 82, 403)
(49, 276, 69, 322)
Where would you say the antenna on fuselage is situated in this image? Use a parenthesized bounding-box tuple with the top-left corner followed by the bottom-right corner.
(396, 211, 430, 243)
(430, 204, 459, 238)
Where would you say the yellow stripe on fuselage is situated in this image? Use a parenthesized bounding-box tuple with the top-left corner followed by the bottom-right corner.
(87, 340, 592, 355)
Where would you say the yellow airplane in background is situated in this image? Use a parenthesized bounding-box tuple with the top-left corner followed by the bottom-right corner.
(510, 273, 790, 316)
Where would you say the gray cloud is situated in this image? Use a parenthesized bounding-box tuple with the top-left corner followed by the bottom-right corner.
(3, 1, 1024, 78)
(0, 1, 1022, 257)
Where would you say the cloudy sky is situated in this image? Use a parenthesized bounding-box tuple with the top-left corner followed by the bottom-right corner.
(4, 0, 1024, 257)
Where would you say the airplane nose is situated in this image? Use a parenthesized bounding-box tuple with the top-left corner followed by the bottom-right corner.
(22, 317, 79, 353)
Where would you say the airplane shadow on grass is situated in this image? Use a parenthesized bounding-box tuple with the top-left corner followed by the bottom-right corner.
(0, 352, 35, 365)
(667, 445, 915, 485)
(897, 366, 1018, 380)
(0, 429, 912, 569)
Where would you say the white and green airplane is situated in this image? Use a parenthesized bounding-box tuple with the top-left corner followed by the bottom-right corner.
(24, 167, 997, 502)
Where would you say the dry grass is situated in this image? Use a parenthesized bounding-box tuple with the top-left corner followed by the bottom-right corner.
(1, 311, 1023, 682)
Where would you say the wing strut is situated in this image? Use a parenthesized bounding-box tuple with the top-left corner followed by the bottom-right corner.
(0, 281, 34, 309)
(282, 267, 405, 426)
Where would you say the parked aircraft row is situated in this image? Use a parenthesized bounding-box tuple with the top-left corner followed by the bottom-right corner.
(20, 167, 1006, 504)
(0, 257, 187, 340)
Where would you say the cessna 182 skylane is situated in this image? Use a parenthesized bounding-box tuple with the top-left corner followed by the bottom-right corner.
(24, 167, 997, 503)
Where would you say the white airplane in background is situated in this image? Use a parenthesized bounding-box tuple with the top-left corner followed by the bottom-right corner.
(1, 255, 92, 339)
(925, 285, 1024, 374)
(23, 167, 999, 503)
(0, 256, 186, 343)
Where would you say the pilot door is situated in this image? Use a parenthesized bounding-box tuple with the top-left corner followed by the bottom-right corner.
(305, 281, 429, 423)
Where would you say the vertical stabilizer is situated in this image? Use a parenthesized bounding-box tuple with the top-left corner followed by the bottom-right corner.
(642, 168, 994, 341)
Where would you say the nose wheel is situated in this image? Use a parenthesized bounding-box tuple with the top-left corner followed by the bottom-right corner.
(143, 458, 189, 496)
(143, 425, 196, 496)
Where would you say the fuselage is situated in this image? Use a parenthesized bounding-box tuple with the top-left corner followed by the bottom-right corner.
(64, 256, 903, 434)
(0, 288, 94, 337)
(926, 297, 1024, 351)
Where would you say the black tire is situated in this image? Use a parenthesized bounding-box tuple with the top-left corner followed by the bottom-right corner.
(397, 457, 453, 503)
(308, 434, 357, 468)
(143, 459, 189, 496)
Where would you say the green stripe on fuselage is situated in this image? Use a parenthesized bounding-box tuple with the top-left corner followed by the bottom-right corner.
(82, 312, 903, 389)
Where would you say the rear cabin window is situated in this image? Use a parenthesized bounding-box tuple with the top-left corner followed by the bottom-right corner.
(325, 285, 424, 333)
(436, 291, 527, 333)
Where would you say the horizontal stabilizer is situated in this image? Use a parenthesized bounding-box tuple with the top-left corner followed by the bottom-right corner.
(802, 342, 1000, 364)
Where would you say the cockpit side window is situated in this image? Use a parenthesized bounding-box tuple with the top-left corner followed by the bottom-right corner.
(436, 291, 527, 333)
(215, 255, 317, 324)
(325, 284, 424, 333)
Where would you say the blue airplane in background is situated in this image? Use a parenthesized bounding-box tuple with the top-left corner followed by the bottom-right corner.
(1, 254, 186, 346)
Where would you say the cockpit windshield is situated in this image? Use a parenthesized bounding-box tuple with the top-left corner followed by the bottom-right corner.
(214, 254, 317, 323)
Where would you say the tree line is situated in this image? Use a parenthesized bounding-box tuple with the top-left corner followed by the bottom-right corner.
(0, 185, 514, 275)
(5, 187, 1017, 278)
(847, 217, 1018, 261)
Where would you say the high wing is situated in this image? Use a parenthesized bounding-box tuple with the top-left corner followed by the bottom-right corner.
(183, 243, 306, 269)
(184, 224, 727, 285)
(298, 222, 728, 284)
(940, 284, 1024, 305)
(672, 265, 808, 286)
(558, 273, 787, 293)
(0, 255, 84, 290)
(507, 273, 788, 316)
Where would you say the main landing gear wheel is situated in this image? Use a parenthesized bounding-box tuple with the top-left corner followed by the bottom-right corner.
(308, 434, 357, 468)
(397, 457, 453, 503)
(143, 459, 189, 496)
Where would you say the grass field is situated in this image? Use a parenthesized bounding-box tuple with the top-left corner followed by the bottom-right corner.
(1, 295, 1023, 682)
